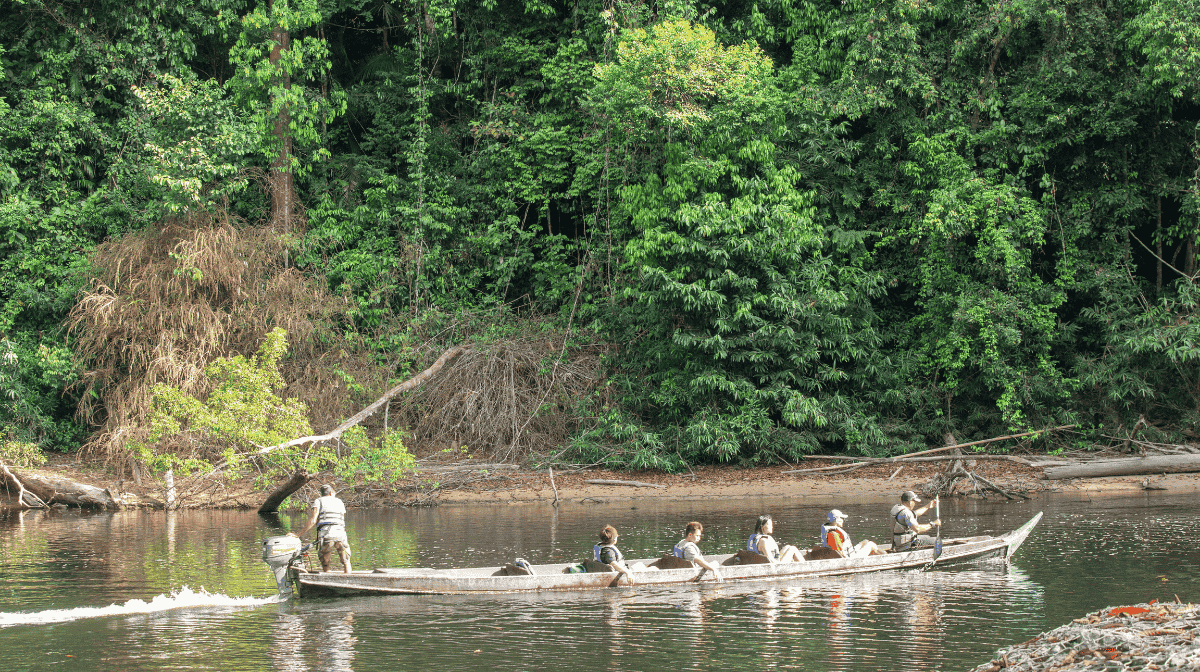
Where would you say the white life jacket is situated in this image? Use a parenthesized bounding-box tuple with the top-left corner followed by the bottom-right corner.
(891, 503, 916, 549)
(315, 495, 346, 527)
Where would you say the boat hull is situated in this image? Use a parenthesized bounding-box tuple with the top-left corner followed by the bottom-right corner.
(291, 512, 1042, 598)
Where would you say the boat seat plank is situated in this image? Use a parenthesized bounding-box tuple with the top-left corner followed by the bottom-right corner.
(648, 554, 695, 570)
(582, 559, 615, 573)
(805, 546, 843, 561)
(734, 549, 771, 565)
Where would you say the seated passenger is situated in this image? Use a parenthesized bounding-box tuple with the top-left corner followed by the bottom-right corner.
(747, 515, 803, 563)
(673, 521, 724, 581)
(890, 491, 941, 552)
(820, 509, 884, 558)
(594, 525, 652, 582)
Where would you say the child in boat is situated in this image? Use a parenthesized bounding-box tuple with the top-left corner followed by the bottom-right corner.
(673, 521, 724, 581)
(747, 515, 804, 562)
(594, 525, 655, 581)
(820, 509, 885, 558)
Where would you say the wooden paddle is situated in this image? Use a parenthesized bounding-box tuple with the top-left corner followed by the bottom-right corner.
(933, 497, 943, 559)
(923, 497, 943, 571)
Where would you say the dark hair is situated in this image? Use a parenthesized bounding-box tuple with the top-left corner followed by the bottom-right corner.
(320, 484, 334, 496)
(685, 521, 703, 537)
(753, 515, 772, 535)
(599, 525, 617, 545)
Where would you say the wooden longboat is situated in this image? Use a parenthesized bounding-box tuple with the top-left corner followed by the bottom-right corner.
(287, 512, 1042, 598)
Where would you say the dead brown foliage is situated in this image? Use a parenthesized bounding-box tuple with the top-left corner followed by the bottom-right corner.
(67, 212, 380, 462)
(387, 330, 606, 462)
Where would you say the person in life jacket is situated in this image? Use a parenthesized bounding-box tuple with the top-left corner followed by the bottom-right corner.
(819, 510, 885, 558)
(889, 491, 940, 552)
(593, 525, 654, 582)
(673, 521, 723, 581)
(292, 484, 352, 573)
(747, 515, 803, 562)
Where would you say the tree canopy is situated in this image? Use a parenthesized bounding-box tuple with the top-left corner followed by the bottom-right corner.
(2, 0, 1198, 468)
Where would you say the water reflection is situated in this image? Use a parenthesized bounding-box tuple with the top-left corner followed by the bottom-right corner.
(0, 494, 1197, 671)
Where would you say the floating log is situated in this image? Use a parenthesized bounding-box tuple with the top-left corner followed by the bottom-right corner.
(10, 468, 121, 510)
(1044, 455, 1200, 480)
(584, 479, 666, 489)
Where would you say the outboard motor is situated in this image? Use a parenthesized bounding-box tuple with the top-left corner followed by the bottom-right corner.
(262, 535, 307, 599)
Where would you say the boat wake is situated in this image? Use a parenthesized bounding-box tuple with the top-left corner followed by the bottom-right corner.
(0, 586, 278, 628)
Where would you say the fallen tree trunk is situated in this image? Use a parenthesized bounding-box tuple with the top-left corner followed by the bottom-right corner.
(257, 469, 309, 514)
(197, 344, 466, 512)
(250, 345, 468, 458)
(585, 479, 666, 489)
(10, 468, 121, 510)
(1044, 456, 1200, 480)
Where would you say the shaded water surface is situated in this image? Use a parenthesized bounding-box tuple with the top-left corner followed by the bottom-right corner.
(1, 492, 1197, 671)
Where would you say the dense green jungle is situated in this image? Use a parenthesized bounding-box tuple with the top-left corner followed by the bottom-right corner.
(1, 0, 1199, 484)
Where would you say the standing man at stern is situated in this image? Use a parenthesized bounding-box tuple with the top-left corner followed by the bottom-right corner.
(890, 491, 940, 552)
(292, 484, 353, 573)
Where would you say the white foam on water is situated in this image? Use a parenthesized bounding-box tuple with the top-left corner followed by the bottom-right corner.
(0, 586, 278, 628)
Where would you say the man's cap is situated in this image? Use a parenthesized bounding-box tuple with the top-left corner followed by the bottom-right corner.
(900, 490, 921, 503)
(827, 509, 847, 524)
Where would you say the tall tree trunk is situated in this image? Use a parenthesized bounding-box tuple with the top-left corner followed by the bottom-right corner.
(269, 7, 296, 233)
(1157, 196, 1163, 292)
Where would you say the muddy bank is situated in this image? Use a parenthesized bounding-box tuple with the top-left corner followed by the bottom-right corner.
(6, 453, 1200, 510)
(429, 460, 1200, 506)
(970, 602, 1200, 671)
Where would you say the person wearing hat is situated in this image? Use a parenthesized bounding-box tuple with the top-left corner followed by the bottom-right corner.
(889, 491, 940, 552)
(291, 484, 353, 573)
(820, 510, 884, 558)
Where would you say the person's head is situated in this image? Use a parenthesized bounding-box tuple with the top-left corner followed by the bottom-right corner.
(754, 515, 773, 535)
(901, 490, 921, 509)
(599, 525, 618, 545)
(320, 484, 334, 497)
(826, 509, 847, 527)
(684, 521, 704, 539)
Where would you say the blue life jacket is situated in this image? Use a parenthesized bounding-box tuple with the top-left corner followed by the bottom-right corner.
(593, 544, 623, 564)
(673, 540, 699, 560)
(747, 533, 764, 553)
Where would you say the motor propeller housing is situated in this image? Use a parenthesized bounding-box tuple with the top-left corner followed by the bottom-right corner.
(262, 535, 306, 598)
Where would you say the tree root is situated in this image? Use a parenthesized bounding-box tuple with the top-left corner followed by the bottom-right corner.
(1, 461, 48, 509)
(926, 450, 1030, 500)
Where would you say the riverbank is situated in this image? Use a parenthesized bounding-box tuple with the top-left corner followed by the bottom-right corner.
(428, 459, 1200, 506)
(8, 453, 1200, 509)
(970, 601, 1200, 671)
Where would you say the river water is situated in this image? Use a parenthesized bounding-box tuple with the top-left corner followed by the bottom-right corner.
(0, 491, 1196, 671)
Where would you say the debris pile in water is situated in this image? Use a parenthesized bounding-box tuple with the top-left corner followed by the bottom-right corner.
(970, 602, 1198, 671)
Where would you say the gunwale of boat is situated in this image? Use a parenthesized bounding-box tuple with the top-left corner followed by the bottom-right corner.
(292, 512, 1042, 598)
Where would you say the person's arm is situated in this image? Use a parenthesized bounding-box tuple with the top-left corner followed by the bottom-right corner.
(914, 497, 940, 520)
(291, 504, 319, 538)
(693, 555, 724, 580)
(611, 559, 635, 583)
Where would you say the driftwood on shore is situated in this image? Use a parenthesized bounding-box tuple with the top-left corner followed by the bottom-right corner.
(6, 467, 121, 510)
(585, 479, 666, 489)
(1044, 455, 1200, 480)
(781, 425, 1079, 475)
